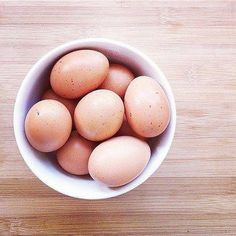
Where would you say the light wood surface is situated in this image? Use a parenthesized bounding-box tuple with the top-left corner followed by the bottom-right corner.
(1, 0, 236, 235)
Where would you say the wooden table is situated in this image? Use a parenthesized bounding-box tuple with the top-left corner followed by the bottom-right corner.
(1, 1, 236, 235)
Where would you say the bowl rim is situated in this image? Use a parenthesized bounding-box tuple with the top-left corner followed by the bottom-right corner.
(13, 38, 176, 200)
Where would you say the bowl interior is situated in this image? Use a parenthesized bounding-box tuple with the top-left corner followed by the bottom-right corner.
(14, 39, 176, 199)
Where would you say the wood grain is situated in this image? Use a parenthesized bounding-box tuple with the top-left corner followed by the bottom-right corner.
(1, 0, 236, 235)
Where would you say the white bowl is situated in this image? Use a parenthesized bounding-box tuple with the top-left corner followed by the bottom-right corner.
(14, 38, 176, 200)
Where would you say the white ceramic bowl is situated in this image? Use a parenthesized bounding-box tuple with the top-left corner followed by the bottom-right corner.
(14, 38, 176, 200)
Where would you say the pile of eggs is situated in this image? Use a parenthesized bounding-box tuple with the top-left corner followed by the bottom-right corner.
(25, 49, 170, 187)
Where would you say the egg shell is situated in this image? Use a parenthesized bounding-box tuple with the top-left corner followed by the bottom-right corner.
(100, 63, 134, 98)
(57, 131, 95, 175)
(25, 100, 72, 152)
(74, 89, 124, 141)
(50, 50, 109, 99)
(42, 89, 77, 118)
(125, 76, 170, 137)
(88, 136, 151, 187)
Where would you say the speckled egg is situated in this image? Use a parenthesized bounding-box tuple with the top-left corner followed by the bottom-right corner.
(50, 50, 109, 99)
(125, 76, 170, 137)
(25, 100, 72, 152)
(74, 89, 124, 141)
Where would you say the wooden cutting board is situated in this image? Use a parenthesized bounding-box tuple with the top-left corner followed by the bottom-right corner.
(1, 0, 236, 235)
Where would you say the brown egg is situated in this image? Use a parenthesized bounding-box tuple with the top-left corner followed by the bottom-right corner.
(116, 114, 145, 140)
(125, 76, 170, 137)
(42, 89, 77, 118)
(100, 63, 134, 98)
(88, 136, 151, 187)
(57, 131, 95, 175)
(25, 100, 72, 152)
(50, 50, 109, 99)
(74, 89, 124, 141)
